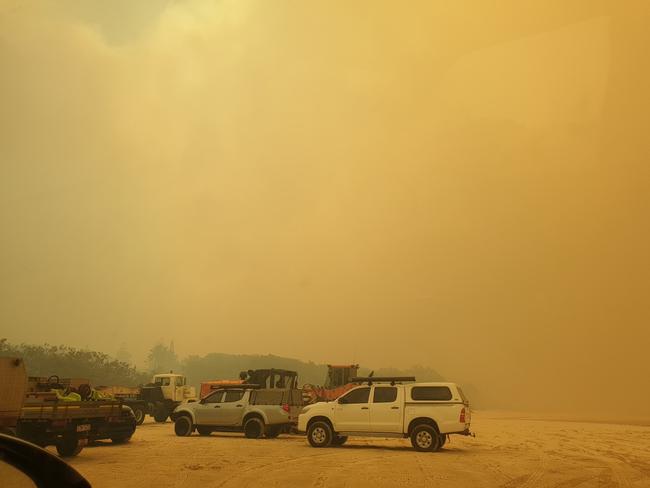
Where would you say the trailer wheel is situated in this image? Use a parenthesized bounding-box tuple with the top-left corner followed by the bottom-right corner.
(153, 411, 168, 423)
(196, 426, 212, 436)
(56, 436, 84, 457)
(174, 415, 194, 437)
(410, 424, 441, 452)
(307, 421, 333, 448)
(243, 417, 264, 439)
(132, 406, 146, 425)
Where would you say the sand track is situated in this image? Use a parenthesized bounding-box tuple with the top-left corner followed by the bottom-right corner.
(59, 413, 650, 488)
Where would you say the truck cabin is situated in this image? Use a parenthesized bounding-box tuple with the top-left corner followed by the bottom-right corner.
(153, 374, 187, 387)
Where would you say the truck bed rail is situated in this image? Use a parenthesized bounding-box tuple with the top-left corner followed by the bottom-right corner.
(20, 400, 125, 420)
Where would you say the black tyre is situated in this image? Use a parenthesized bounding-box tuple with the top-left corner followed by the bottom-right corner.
(196, 426, 212, 436)
(56, 436, 84, 457)
(153, 411, 168, 423)
(307, 421, 333, 448)
(132, 406, 146, 425)
(410, 424, 441, 452)
(265, 425, 282, 439)
(243, 417, 265, 439)
(174, 416, 194, 437)
(111, 435, 131, 444)
(332, 435, 348, 446)
(439, 434, 448, 448)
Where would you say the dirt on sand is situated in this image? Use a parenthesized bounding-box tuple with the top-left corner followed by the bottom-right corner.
(56, 412, 650, 487)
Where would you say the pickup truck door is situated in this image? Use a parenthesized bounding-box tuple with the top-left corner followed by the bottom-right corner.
(333, 387, 371, 432)
(218, 390, 247, 426)
(194, 391, 225, 425)
(369, 386, 403, 433)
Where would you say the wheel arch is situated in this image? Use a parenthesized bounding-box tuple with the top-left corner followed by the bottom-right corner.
(407, 417, 440, 436)
(171, 408, 196, 424)
(243, 409, 268, 425)
(306, 416, 334, 431)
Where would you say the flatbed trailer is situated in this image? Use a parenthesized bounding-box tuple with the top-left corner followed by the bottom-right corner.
(1, 358, 135, 457)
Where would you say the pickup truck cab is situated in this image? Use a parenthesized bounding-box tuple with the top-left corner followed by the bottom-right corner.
(171, 387, 302, 439)
(298, 380, 471, 452)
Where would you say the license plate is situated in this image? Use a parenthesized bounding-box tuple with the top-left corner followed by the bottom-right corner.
(76, 424, 91, 432)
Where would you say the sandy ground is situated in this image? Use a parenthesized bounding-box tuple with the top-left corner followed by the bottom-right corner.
(47, 412, 650, 487)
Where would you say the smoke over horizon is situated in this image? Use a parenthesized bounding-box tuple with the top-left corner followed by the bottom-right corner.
(1, 1, 649, 417)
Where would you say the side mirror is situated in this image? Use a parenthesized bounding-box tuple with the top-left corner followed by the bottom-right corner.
(0, 434, 91, 488)
(337, 397, 346, 404)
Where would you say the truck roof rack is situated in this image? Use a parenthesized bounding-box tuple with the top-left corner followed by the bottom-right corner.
(350, 376, 416, 385)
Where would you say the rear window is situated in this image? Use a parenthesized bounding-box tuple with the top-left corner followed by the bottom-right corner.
(410, 386, 452, 401)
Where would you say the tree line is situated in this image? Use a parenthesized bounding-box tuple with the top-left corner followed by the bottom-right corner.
(1, 338, 445, 388)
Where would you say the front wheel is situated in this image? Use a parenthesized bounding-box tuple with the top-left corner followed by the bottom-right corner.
(243, 417, 265, 439)
(174, 416, 194, 437)
(307, 421, 333, 448)
(410, 424, 441, 452)
(332, 435, 348, 446)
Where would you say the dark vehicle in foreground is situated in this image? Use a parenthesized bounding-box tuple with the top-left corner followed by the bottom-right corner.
(0, 433, 91, 488)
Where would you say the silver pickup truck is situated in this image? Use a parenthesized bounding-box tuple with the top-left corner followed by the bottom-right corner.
(171, 386, 302, 438)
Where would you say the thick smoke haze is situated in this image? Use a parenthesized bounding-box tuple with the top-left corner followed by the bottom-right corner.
(1, 1, 649, 417)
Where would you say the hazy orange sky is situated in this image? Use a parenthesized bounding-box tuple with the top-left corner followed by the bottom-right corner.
(1, 1, 648, 416)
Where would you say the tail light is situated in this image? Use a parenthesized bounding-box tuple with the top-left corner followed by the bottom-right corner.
(459, 407, 466, 423)
(282, 404, 290, 413)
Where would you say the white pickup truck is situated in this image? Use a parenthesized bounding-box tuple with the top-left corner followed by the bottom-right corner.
(171, 387, 302, 438)
(297, 379, 471, 452)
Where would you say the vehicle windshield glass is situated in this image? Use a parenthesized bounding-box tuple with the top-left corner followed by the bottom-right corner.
(339, 387, 370, 404)
(155, 377, 171, 386)
(203, 391, 224, 403)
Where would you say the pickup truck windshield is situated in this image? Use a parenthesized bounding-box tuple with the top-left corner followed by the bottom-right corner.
(339, 387, 370, 404)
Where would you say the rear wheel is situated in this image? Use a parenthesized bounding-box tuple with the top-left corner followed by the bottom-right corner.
(196, 426, 212, 436)
(307, 421, 333, 448)
(174, 416, 194, 437)
(56, 435, 84, 457)
(243, 417, 265, 439)
(332, 435, 348, 446)
(410, 424, 441, 452)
